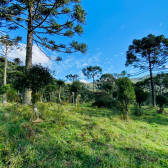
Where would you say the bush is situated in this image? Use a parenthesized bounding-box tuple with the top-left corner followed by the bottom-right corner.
(0, 84, 10, 94)
(7, 89, 19, 102)
(32, 93, 41, 104)
(92, 91, 116, 108)
(156, 95, 167, 113)
(133, 103, 143, 116)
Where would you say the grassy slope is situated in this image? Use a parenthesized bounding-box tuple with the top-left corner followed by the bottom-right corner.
(0, 103, 168, 168)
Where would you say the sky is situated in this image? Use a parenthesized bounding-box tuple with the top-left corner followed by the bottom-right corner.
(3, 0, 168, 83)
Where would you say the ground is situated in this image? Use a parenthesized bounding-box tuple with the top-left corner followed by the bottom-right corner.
(0, 103, 168, 167)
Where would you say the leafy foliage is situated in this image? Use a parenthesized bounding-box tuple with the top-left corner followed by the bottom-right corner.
(97, 73, 116, 96)
(0, 84, 10, 94)
(82, 66, 102, 92)
(15, 64, 53, 93)
(0, 0, 88, 58)
(126, 34, 168, 106)
(66, 74, 79, 82)
(134, 87, 149, 108)
(7, 88, 18, 102)
(92, 91, 115, 108)
(117, 77, 135, 117)
(156, 95, 167, 113)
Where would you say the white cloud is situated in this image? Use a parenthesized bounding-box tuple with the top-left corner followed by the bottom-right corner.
(108, 66, 113, 72)
(97, 52, 102, 56)
(145, 28, 153, 33)
(120, 53, 124, 54)
(160, 23, 162, 26)
(163, 65, 168, 69)
(9, 43, 51, 67)
(130, 69, 136, 73)
(97, 48, 99, 50)
(80, 79, 90, 83)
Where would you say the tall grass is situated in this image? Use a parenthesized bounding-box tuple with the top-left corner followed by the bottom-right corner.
(0, 103, 168, 167)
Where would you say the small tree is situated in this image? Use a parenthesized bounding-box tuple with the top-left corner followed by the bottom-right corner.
(56, 80, 65, 104)
(82, 66, 102, 92)
(156, 95, 167, 113)
(97, 73, 115, 97)
(134, 87, 149, 108)
(126, 34, 168, 107)
(24, 64, 53, 93)
(45, 84, 58, 102)
(117, 77, 136, 119)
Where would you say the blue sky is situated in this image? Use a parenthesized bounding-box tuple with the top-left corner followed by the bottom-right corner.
(5, 0, 168, 83)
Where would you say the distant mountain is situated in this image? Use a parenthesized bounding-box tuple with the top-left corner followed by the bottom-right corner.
(130, 74, 157, 83)
(66, 74, 159, 90)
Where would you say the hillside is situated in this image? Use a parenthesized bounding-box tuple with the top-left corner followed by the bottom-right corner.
(0, 103, 168, 167)
(130, 74, 157, 83)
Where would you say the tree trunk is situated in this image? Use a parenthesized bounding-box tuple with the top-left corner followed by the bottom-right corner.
(33, 103, 39, 120)
(93, 74, 94, 92)
(59, 85, 62, 104)
(24, 6, 33, 105)
(126, 104, 129, 119)
(139, 102, 141, 108)
(3, 44, 7, 103)
(149, 61, 155, 107)
(160, 85, 162, 95)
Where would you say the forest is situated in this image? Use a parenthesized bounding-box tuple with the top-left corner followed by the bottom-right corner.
(0, 0, 168, 167)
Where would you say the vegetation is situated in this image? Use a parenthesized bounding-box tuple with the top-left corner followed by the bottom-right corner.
(82, 66, 102, 92)
(0, 103, 168, 167)
(117, 77, 136, 119)
(156, 95, 167, 113)
(0, 0, 87, 104)
(126, 34, 168, 107)
(1, 1, 168, 167)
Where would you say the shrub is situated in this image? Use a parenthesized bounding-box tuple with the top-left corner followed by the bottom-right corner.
(32, 93, 41, 104)
(92, 91, 115, 108)
(133, 103, 143, 116)
(0, 84, 10, 94)
(156, 95, 167, 113)
(7, 89, 19, 102)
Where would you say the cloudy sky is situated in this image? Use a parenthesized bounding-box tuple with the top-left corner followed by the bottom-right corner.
(3, 0, 168, 83)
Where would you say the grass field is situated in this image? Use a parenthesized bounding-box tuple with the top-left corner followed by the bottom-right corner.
(0, 103, 168, 167)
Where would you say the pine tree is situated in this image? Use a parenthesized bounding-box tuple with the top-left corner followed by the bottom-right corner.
(126, 34, 168, 106)
(0, 0, 87, 104)
(82, 66, 102, 92)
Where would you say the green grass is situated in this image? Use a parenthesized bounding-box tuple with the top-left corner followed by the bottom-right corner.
(0, 103, 168, 167)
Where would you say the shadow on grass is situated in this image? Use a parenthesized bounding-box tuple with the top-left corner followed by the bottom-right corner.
(130, 106, 168, 126)
(78, 106, 120, 118)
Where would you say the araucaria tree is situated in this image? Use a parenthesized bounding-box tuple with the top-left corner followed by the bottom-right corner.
(126, 34, 168, 107)
(66, 74, 79, 82)
(82, 66, 102, 92)
(0, 0, 87, 104)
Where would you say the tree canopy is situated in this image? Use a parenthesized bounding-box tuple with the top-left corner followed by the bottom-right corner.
(125, 34, 168, 106)
(82, 66, 102, 92)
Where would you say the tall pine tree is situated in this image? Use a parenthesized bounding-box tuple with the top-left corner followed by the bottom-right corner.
(126, 34, 168, 107)
(0, 0, 87, 104)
